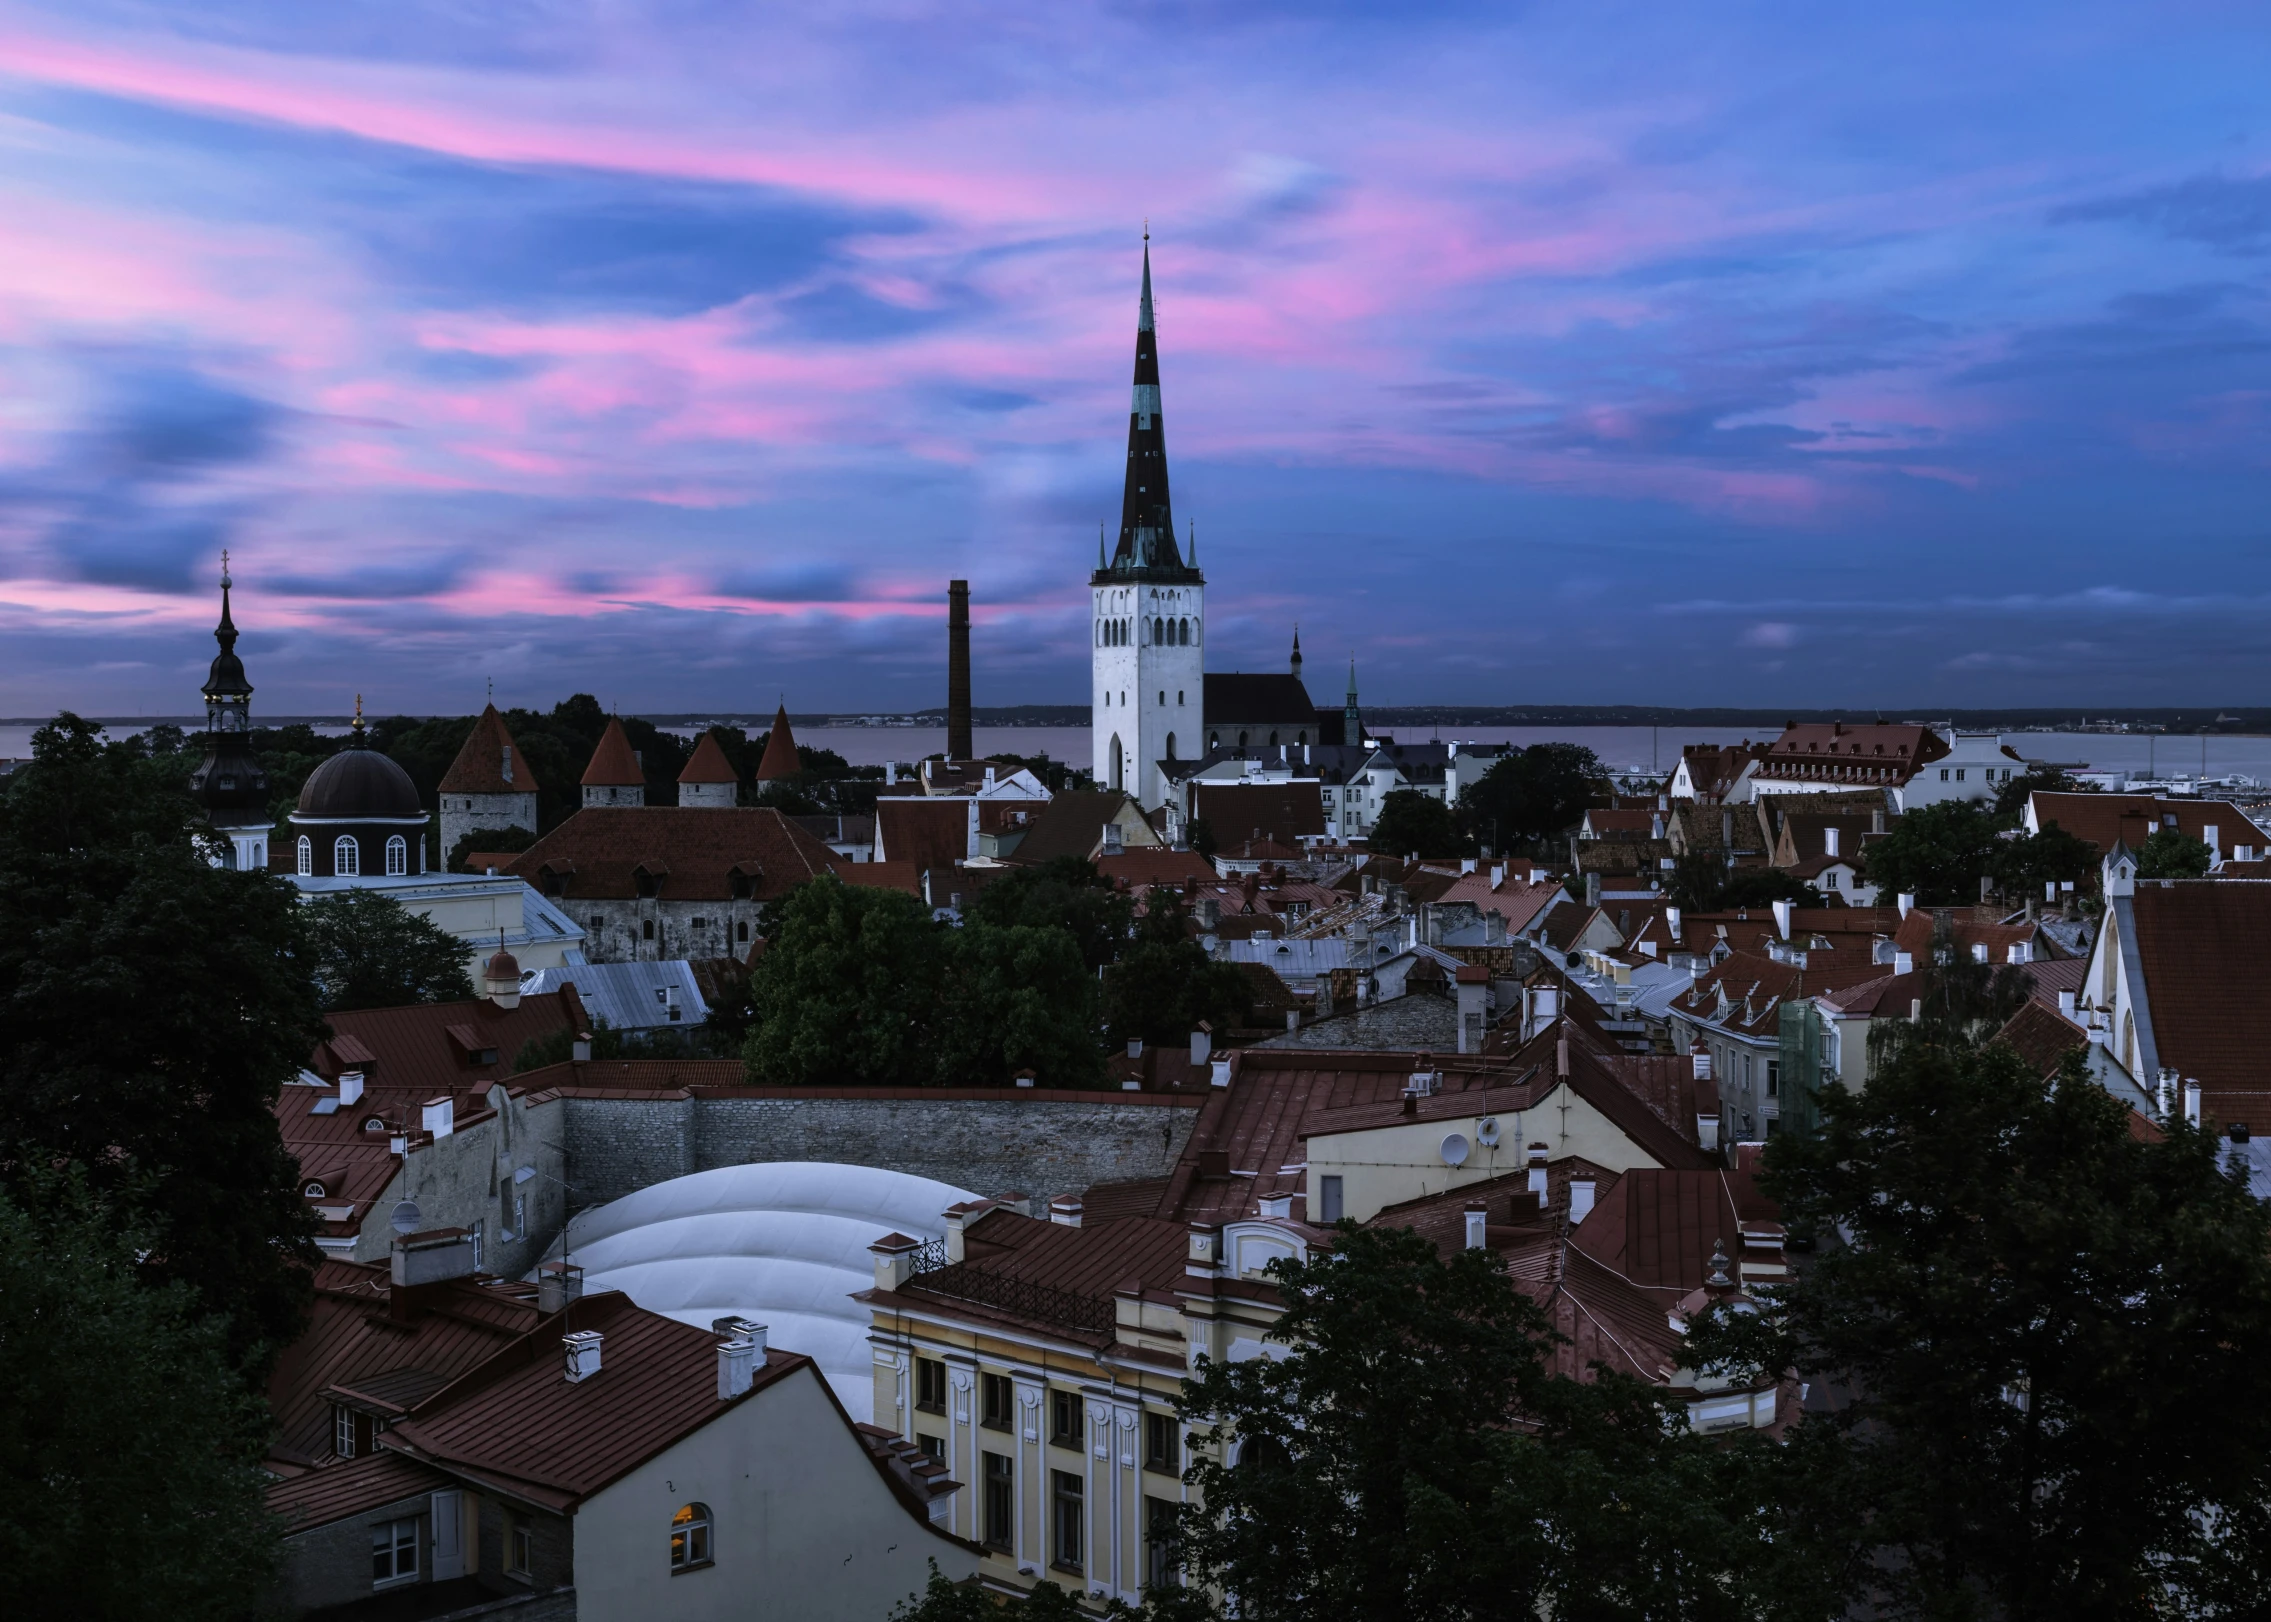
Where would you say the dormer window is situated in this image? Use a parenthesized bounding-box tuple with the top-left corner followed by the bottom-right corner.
(303, 1180, 327, 1198)
(362, 1115, 387, 1133)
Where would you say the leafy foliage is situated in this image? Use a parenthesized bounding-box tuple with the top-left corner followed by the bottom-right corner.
(964, 856, 1132, 972)
(300, 887, 476, 1011)
(1860, 799, 2006, 903)
(1994, 818, 2097, 897)
(1691, 1036, 2271, 1619)
(1992, 764, 2087, 820)
(1667, 853, 1822, 912)
(1165, 1223, 1776, 1622)
(2136, 827, 2212, 879)
(0, 715, 325, 1371)
(1367, 788, 1469, 858)
(447, 822, 537, 873)
(1458, 743, 1606, 853)
(1102, 892, 1254, 1046)
(742, 877, 1106, 1086)
(892, 1560, 1109, 1620)
(0, 1186, 282, 1619)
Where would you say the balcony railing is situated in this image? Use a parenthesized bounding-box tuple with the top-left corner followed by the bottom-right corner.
(907, 1260, 1116, 1336)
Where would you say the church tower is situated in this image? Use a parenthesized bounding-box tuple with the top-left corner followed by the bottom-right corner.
(1092, 238, 1203, 809)
(188, 553, 273, 870)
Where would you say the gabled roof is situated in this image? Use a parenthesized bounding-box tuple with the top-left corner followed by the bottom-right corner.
(507, 807, 836, 902)
(1754, 722, 1947, 781)
(1203, 672, 1319, 726)
(1996, 998, 2089, 1078)
(874, 797, 970, 871)
(679, 731, 740, 785)
(310, 991, 588, 1094)
(1009, 790, 1155, 866)
(581, 717, 645, 788)
(1193, 782, 1327, 848)
(2129, 881, 2271, 1131)
(755, 705, 801, 782)
(269, 1449, 455, 1531)
(384, 1290, 807, 1511)
(439, 705, 540, 795)
(2028, 790, 2260, 858)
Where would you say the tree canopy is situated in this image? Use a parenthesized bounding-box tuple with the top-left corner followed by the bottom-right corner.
(965, 856, 1133, 972)
(1667, 853, 1822, 913)
(742, 876, 1106, 1087)
(1458, 743, 1606, 853)
(1102, 892, 1254, 1048)
(300, 887, 476, 1010)
(1163, 1222, 1774, 1622)
(1859, 799, 2006, 904)
(1367, 788, 1469, 858)
(2135, 827, 2212, 879)
(0, 1186, 282, 1619)
(1692, 1034, 2271, 1619)
(0, 715, 324, 1370)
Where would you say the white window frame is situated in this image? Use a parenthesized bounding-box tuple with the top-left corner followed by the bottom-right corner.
(385, 834, 408, 876)
(297, 835, 312, 876)
(372, 1516, 420, 1587)
(335, 1404, 357, 1459)
(334, 835, 360, 877)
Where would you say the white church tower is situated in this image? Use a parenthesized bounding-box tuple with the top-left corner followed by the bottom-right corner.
(1092, 239, 1203, 810)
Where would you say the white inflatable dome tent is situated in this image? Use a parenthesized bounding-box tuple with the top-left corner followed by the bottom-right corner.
(557, 1161, 975, 1423)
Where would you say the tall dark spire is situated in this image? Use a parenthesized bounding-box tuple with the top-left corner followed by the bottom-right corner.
(190, 551, 271, 838)
(1104, 236, 1192, 578)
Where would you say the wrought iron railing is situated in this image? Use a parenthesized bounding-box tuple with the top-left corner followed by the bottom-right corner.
(907, 1235, 950, 1275)
(909, 1260, 1116, 1336)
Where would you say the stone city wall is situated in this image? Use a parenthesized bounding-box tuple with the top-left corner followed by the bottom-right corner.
(562, 1089, 1202, 1209)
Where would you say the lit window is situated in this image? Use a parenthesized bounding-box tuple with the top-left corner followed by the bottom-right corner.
(371, 1516, 419, 1585)
(670, 1503, 713, 1572)
(334, 835, 359, 877)
(385, 835, 408, 876)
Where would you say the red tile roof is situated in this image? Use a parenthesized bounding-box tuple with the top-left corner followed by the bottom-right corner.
(580, 716, 645, 788)
(508, 806, 836, 901)
(1192, 783, 1326, 849)
(385, 1291, 806, 1511)
(439, 704, 540, 795)
(2028, 791, 2260, 858)
(1996, 999, 2089, 1078)
(1753, 722, 1947, 784)
(264, 1260, 547, 1468)
(1096, 849, 1219, 889)
(755, 704, 801, 782)
(831, 860, 925, 895)
(311, 991, 588, 1095)
(268, 1449, 455, 1532)
(874, 797, 970, 870)
(2130, 881, 2271, 1132)
(1010, 791, 1154, 866)
(678, 730, 739, 785)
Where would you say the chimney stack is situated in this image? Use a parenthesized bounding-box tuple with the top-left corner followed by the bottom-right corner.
(1825, 826, 1841, 858)
(1049, 1195, 1084, 1228)
(947, 580, 973, 761)
(337, 1070, 365, 1107)
(716, 1334, 758, 1400)
(1569, 1180, 1597, 1225)
(1464, 1206, 1488, 1250)
(563, 1328, 604, 1383)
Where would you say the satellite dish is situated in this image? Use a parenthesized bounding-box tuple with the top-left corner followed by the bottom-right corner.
(389, 1199, 423, 1236)
(1476, 1117, 1501, 1147)
(1440, 1133, 1471, 1168)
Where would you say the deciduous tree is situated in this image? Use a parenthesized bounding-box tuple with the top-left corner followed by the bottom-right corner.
(301, 887, 477, 1010)
(1458, 743, 1606, 853)
(1367, 788, 1469, 858)
(1859, 799, 2005, 904)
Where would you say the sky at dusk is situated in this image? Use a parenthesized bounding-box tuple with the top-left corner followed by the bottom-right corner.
(0, 2, 2266, 718)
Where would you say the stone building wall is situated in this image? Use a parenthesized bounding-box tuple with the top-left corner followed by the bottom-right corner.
(563, 1090, 1202, 1209)
(570, 897, 763, 964)
(440, 790, 539, 864)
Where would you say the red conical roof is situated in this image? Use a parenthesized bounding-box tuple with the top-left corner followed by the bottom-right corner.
(580, 716, 644, 787)
(679, 731, 739, 785)
(440, 704, 540, 794)
(754, 705, 801, 782)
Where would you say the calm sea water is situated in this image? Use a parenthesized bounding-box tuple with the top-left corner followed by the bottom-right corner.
(14, 720, 2269, 785)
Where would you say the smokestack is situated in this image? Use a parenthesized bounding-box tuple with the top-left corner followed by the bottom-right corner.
(947, 580, 973, 761)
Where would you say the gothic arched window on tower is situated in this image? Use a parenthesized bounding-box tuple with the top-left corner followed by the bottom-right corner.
(385, 835, 408, 877)
(334, 835, 360, 877)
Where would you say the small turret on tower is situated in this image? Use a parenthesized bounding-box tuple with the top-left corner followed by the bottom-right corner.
(189, 552, 273, 870)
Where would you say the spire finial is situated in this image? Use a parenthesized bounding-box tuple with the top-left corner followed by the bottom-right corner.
(220, 548, 231, 590)
(486, 675, 493, 706)
(1188, 518, 1196, 565)
(1098, 522, 1106, 571)
(352, 693, 365, 739)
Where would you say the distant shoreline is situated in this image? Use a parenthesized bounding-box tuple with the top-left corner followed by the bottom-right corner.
(15, 705, 2267, 736)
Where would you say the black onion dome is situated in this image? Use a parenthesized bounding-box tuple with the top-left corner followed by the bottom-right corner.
(296, 742, 424, 819)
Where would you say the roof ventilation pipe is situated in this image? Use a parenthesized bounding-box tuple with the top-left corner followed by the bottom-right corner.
(563, 1329, 603, 1383)
(1464, 1207, 1488, 1250)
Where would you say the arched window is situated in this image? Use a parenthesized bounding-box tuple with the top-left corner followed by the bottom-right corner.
(669, 1503, 712, 1571)
(1110, 735, 1124, 791)
(333, 836, 359, 877)
(1238, 731, 1249, 748)
(385, 835, 408, 876)
(296, 836, 312, 876)
(1178, 618, 1189, 644)
(1166, 733, 1177, 761)
(1270, 731, 1280, 747)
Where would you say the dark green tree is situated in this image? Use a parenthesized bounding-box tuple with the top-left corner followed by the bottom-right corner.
(1691, 1037, 2271, 1620)
(1166, 1223, 1777, 1622)
(934, 922, 1104, 1087)
(301, 888, 478, 1011)
(2135, 828, 2212, 879)
(743, 877, 943, 1086)
(892, 1559, 1109, 1619)
(0, 1187, 282, 1619)
(1102, 893, 1252, 1047)
(1458, 743, 1606, 853)
(1992, 819, 2096, 898)
(1859, 799, 2005, 904)
(447, 822, 538, 873)
(1367, 788, 1470, 858)
(1187, 817, 1219, 859)
(1666, 854, 1820, 913)
(965, 856, 1133, 972)
(0, 715, 325, 1370)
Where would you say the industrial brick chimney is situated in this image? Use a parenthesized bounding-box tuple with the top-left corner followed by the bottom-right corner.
(947, 580, 973, 761)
